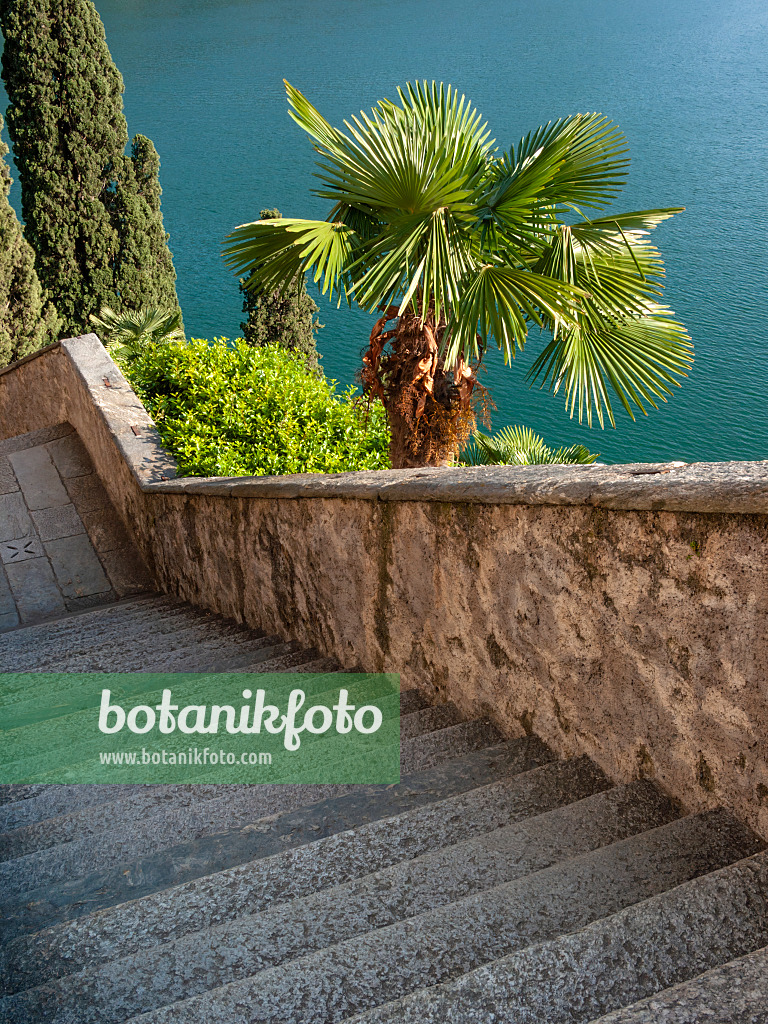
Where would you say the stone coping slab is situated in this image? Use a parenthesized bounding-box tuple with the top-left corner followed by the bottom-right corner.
(143, 460, 768, 513)
(4, 336, 768, 514)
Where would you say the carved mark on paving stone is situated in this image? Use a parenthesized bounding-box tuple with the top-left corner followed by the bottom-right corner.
(0, 536, 44, 564)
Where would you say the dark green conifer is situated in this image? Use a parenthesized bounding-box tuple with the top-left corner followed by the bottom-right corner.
(240, 208, 320, 371)
(0, 113, 60, 367)
(110, 134, 181, 317)
(0, 0, 179, 335)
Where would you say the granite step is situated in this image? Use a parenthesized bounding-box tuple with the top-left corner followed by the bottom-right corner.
(0, 594, 330, 674)
(585, 944, 768, 1023)
(0, 597, 212, 665)
(0, 751, 599, 992)
(0, 714, 500, 895)
(0, 735, 557, 944)
(0, 636, 301, 726)
(0, 592, 174, 645)
(1, 781, 678, 1023)
(11, 630, 296, 674)
(2, 655, 344, 732)
(0, 704, 461, 860)
(112, 809, 761, 1024)
(0, 688, 429, 832)
(343, 849, 768, 1024)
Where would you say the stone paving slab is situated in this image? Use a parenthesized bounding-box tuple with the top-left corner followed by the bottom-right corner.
(0, 569, 19, 631)
(0, 493, 34, 543)
(80, 508, 132, 553)
(0, 425, 152, 629)
(46, 534, 111, 600)
(0, 456, 18, 495)
(62, 473, 110, 515)
(7, 447, 70, 510)
(0, 536, 43, 565)
(45, 433, 92, 479)
(0, 424, 73, 457)
(5, 558, 67, 622)
(29, 505, 85, 543)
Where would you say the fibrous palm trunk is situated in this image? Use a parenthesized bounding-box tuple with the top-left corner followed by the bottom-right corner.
(362, 305, 484, 469)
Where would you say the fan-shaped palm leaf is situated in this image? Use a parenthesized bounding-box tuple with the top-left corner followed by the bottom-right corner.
(223, 81, 691, 454)
(90, 306, 184, 361)
(464, 424, 599, 466)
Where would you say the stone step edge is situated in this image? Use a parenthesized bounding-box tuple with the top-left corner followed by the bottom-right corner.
(0, 780, 677, 1017)
(0, 736, 554, 941)
(340, 848, 768, 1024)
(0, 717, 501, 894)
(0, 703, 459, 860)
(0, 593, 167, 638)
(584, 943, 768, 1023)
(0, 750, 599, 994)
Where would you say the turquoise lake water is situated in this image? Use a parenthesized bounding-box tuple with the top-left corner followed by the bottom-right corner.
(3, 0, 767, 464)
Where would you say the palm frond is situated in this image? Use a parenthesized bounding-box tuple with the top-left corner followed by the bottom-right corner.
(527, 214, 692, 426)
(463, 424, 599, 465)
(444, 262, 584, 365)
(224, 217, 360, 304)
(89, 305, 184, 360)
(224, 82, 691, 435)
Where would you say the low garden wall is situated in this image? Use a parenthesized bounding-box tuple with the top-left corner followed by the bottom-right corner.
(2, 335, 767, 839)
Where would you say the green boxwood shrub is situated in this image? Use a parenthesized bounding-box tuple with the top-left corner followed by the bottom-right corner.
(122, 337, 390, 477)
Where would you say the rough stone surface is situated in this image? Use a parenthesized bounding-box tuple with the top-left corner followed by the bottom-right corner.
(0, 701, 451, 861)
(137, 493, 768, 840)
(30, 505, 86, 542)
(0, 717, 501, 902)
(0, 736, 554, 941)
(106, 811, 761, 1024)
(343, 851, 768, 1024)
(1, 337, 767, 839)
(0, 754, 602, 991)
(587, 946, 768, 1023)
(0, 782, 679, 1024)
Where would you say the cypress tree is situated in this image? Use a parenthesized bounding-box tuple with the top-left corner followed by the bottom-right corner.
(109, 134, 181, 316)
(0, 113, 60, 366)
(0, 0, 179, 336)
(240, 208, 320, 372)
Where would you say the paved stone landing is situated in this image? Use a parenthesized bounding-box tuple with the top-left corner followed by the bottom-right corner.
(0, 424, 151, 630)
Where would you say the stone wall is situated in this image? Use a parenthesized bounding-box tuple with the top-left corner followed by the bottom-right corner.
(2, 336, 767, 839)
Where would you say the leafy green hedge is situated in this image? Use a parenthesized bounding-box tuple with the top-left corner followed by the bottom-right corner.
(122, 338, 390, 477)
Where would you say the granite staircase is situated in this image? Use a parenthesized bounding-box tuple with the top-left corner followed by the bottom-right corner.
(1, 596, 767, 1023)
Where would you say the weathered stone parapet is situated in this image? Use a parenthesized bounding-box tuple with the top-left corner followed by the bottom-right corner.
(145, 459, 768, 514)
(1, 336, 767, 841)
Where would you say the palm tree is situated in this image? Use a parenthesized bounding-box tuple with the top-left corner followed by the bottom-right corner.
(463, 425, 599, 466)
(89, 305, 184, 362)
(224, 81, 692, 469)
